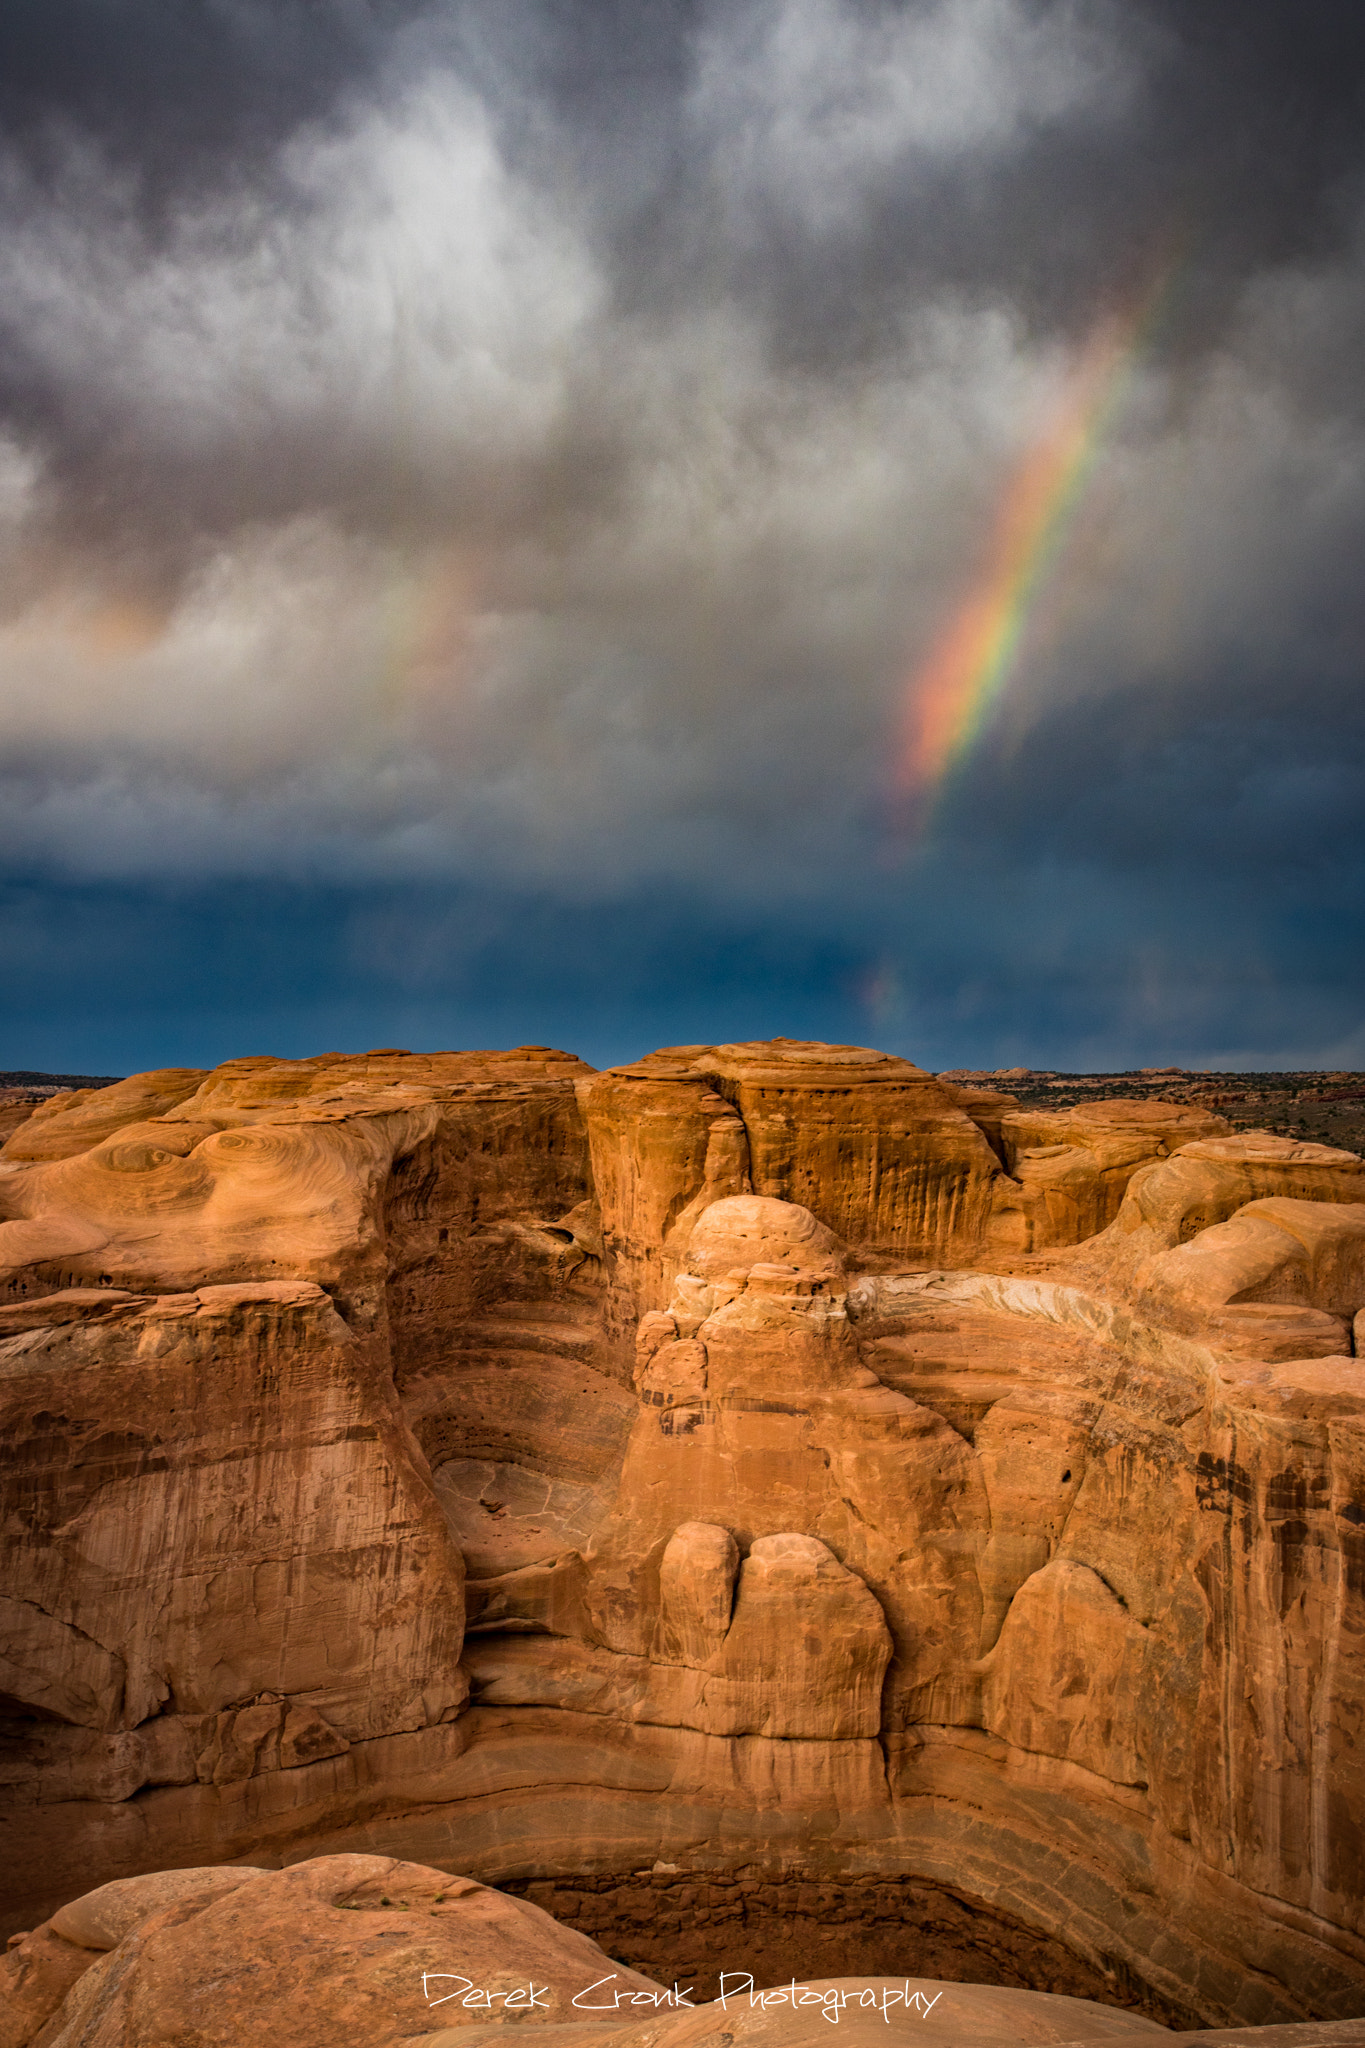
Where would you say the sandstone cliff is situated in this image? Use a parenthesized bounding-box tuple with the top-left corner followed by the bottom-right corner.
(2, 1040, 1364, 2032)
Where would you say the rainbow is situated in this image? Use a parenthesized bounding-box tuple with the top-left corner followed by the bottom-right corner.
(892, 271, 1172, 813)
(375, 541, 484, 719)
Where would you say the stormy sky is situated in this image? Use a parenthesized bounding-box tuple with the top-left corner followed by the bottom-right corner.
(1, 0, 1363, 1075)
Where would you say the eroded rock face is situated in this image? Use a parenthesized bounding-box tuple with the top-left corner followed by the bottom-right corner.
(0, 1279, 469, 1923)
(986, 1100, 1232, 1251)
(2, 1042, 1365, 2031)
(577, 1042, 1008, 1335)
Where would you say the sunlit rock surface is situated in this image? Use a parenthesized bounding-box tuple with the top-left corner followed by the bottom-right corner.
(3, 1040, 1365, 2032)
(0, 1855, 667, 2047)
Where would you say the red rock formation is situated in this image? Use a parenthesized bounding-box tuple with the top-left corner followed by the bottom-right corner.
(0, 1855, 668, 2046)
(2, 1043, 1365, 2032)
(0, 1071, 209, 1164)
(577, 1041, 1007, 1336)
(985, 1099, 1232, 1249)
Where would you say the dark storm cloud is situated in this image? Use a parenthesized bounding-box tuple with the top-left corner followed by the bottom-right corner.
(0, 873, 869, 1074)
(0, 0, 430, 192)
(6, 844, 1362, 1078)
(5, 0, 1364, 534)
(0, 1, 1363, 1067)
(601, 0, 1365, 369)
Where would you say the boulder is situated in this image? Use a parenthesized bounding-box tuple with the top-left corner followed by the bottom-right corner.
(4, 1856, 667, 2047)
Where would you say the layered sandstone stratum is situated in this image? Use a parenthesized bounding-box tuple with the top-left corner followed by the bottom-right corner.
(2, 1041, 1364, 2039)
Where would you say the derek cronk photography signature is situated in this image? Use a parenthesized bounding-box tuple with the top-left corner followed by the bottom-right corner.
(421, 1969, 947, 2026)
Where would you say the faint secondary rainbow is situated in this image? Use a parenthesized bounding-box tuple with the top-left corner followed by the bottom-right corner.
(374, 542, 484, 716)
(893, 269, 1173, 815)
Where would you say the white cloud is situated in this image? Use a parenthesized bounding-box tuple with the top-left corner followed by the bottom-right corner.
(689, 0, 1138, 235)
(0, 72, 598, 472)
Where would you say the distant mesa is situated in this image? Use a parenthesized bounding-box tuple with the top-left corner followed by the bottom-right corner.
(2, 1040, 1365, 2040)
(0, 1071, 125, 1089)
